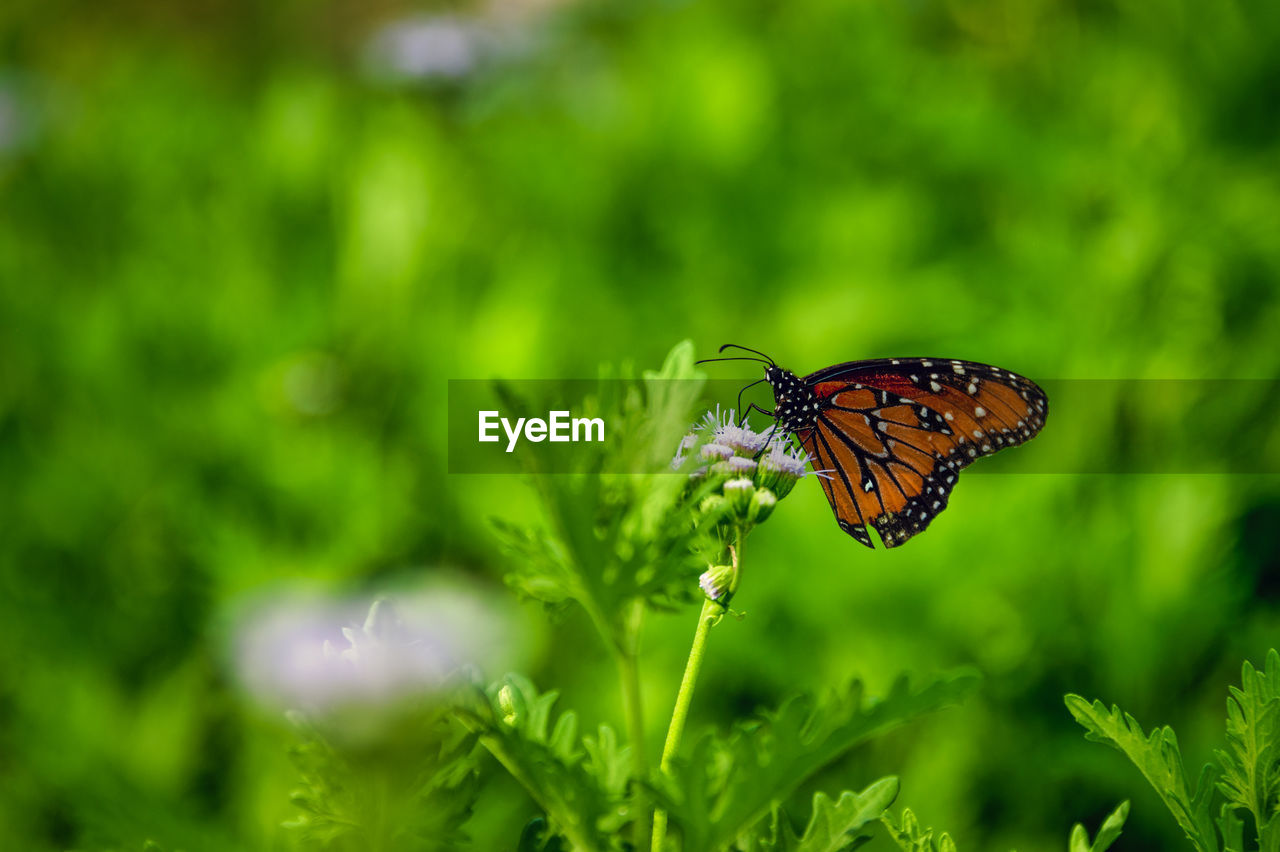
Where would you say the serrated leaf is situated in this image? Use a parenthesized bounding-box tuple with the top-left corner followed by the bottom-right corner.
(759, 778, 899, 852)
(1216, 649, 1280, 851)
(583, 724, 632, 805)
(881, 807, 957, 852)
(455, 674, 629, 852)
(660, 672, 978, 852)
(1065, 695, 1219, 852)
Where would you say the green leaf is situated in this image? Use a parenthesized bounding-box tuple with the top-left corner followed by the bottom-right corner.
(880, 807, 958, 852)
(1215, 649, 1280, 851)
(1216, 804, 1244, 852)
(1068, 801, 1129, 852)
(1065, 695, 1219, 852)
(455, 674, 629, 852)
(659, 671, 978, 852)
(755, 777, 899, 852)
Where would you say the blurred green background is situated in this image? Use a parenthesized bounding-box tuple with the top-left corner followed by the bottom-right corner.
(3, 0, 1280, 848)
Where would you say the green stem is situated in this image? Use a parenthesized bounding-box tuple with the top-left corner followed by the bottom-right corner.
(651, 531, 743, 851)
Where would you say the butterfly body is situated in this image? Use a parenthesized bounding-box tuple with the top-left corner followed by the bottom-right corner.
(762, 365, 819, 433)
(750, 354, 1048, 548)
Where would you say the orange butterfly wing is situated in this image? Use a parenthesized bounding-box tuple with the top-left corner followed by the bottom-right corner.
(793, 358, 1047, 548)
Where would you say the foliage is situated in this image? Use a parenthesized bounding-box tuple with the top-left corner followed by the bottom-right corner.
(1067, 649, 1280, 852)
(454, 674, 632, 852)
(750, 778, 900, 852)
(881, 808, 959, 852)
(1065, 696, 1218, 850)
(1217, 650, 1280, 848)
(455, 665, 975, 851)
(656, 673, 978, 851)
(879, 801, 1129, 852)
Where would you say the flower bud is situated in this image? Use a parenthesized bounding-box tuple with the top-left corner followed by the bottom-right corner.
(723, 477, 755, 515)
(498, 683, 519, 726)
(748, 488, 778, 523)
(699, 564, 736, 603)
(699, 493, 728, 519)
(755, 443, 810, 499)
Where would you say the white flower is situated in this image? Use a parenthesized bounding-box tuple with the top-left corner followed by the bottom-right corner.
(718, 422, 771, 454)
(698, 406, 773, 454)
(700, 443, 735, 461)
(759, 441, 812, 477)
(671, 432, 702, 469)
(699, 405, 731, 433)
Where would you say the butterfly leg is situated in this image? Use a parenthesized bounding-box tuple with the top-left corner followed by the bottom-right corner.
(735, 379, 767, 424)
(741, 402, 775, 426)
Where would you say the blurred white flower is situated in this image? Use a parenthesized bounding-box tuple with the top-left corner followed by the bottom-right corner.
(363, 16, 486, 82)
(231, 579, 524, 718)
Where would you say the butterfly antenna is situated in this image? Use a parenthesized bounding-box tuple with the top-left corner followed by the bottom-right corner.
(695, 356, 771, 366)
(718, 343, 776, 366)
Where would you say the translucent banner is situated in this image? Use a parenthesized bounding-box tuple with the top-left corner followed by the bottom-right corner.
(446, 379, 1280, 475)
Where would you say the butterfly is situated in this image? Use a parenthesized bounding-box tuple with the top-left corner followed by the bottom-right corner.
(698, 344, 1049, 548)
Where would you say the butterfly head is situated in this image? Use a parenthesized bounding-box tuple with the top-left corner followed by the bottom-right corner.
(765, 365, 818, 433)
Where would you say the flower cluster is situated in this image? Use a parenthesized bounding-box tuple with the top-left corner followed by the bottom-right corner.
(672, 407, 820, 603)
